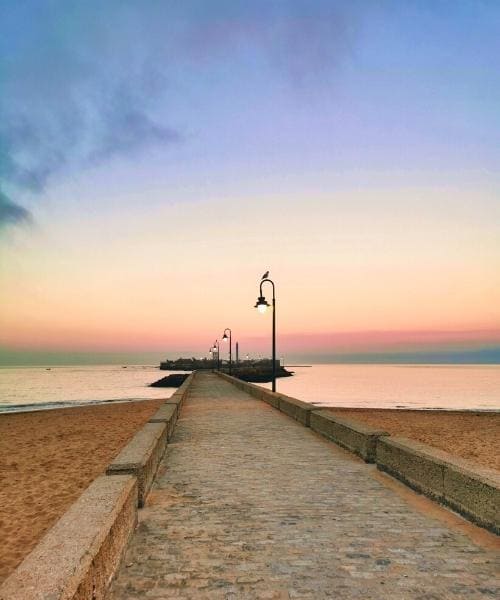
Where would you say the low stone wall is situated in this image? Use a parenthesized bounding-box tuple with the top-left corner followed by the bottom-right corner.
(377, 437, 446, 500)
(149, 403, 177, 440)
(165, 392, 182, 414)
(106, 422, 167, 508)
(0, 475, 137, 600)
(310, 410, 388, 463)
(173, 371, 196, 405)
(278, 394, 317, 426)
(164, 372, 194, 413)
(444, 461, 500, 534)
(377, 437, 500, 534)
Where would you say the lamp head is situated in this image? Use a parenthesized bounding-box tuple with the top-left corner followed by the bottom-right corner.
(222, 333, 228, 342)
(254, 295, 270, 313)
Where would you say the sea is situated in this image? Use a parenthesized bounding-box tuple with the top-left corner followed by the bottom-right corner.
(0, 364, 499, 413)
(0, 365, 175, 413)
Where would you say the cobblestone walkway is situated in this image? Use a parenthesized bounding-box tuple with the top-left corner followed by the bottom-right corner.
(109, 372, 499, 599)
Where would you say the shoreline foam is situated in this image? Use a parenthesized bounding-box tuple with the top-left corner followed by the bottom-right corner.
(0, 396, 161, 415)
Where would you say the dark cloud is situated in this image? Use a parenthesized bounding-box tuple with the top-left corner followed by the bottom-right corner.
(0, 189, 31, 226)
(0, 117, 65, 194)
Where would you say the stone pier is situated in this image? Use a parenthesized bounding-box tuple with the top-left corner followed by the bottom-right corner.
(108, 372, 499, 599)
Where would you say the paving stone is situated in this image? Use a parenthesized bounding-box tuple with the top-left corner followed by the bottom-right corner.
(109, 372, 500, 599)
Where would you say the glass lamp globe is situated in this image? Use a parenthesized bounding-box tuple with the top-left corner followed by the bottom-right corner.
(254, 295, 270, 313)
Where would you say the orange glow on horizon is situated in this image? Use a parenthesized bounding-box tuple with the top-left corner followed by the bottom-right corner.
(1, 187, 499, 356)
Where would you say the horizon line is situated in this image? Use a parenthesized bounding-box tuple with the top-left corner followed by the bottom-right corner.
(1, 346, 499, 367)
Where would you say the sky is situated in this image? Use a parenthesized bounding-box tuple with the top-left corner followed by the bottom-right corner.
(1, 1, 499, 364)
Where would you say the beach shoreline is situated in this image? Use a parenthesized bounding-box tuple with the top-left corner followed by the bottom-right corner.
(0, 396, 165, 415)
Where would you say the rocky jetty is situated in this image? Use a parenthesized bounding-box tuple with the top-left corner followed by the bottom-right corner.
(150, 374, 190, 387)
(230, 366, 293, 383)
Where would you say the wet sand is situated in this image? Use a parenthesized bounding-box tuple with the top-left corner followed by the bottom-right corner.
(327, 408, 500, 471)
(0, 399, 164, 583)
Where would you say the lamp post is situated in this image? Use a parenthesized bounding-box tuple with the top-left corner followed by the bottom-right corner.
(254, 275, 276, 392)
(212, 340, 220, 371)
(222, 328, 232, 375)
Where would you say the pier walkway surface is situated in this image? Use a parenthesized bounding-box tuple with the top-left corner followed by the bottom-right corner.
(109, 372, 499, 599)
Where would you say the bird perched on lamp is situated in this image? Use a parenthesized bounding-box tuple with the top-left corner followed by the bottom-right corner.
(262, 271, 269, 280)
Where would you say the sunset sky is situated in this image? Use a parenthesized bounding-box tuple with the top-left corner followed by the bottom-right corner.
(1, 1, 499, 364)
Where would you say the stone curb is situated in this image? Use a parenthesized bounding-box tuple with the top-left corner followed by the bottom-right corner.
(0, 475, 137, 600)
(377, 436, 500, 534)
(164, 371, 196, 412)
(310, 410, 389, 463)
(106, 422, 167, 508)
(278, 394, 317, 426)
(149, 403, 177, 439)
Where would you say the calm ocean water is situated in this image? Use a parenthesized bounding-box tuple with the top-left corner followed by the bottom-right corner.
(0, 365, 175, 412)
(0, 364, 499, 413)
(265, 364, 500, 411)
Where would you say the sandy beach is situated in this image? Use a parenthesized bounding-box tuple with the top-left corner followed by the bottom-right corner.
(327, 408, 500, 471)
(0, 399, 163, 583)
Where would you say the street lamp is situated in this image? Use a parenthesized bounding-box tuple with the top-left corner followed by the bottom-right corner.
(222, 328, 232, 375)
(254, 274, 277, 392)
(212, 340, 220, 371)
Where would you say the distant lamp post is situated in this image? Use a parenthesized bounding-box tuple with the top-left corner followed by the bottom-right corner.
(254, 273, 277, 392)
(222, 328, 232, 374)
(212, 340, 220, 371)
